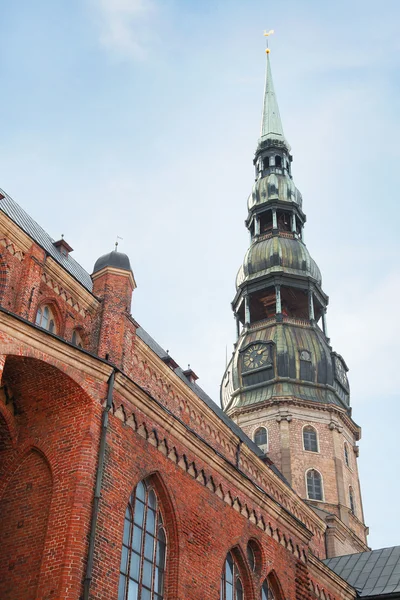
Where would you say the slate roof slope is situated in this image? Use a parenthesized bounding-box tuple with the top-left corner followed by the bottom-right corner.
(324, 547, 400, 597)
(0, 189, 93, 292)
(136, 326, 290, 487)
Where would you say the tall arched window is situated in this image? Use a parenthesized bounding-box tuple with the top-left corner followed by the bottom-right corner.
(35, 305, 56, 333)
(349, 487, 356, 514)
(344, 443, 350, 468)
(306, 469, 323, 501)
(303, 426, 318, 452)
(254, 427, 268, 448)
(220, 552, 243, 600)
(261, 580, 275, 600)
(118, 479, 166, 600)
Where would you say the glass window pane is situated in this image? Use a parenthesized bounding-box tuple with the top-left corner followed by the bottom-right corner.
(226, 553, 233, 583)
(148, 489, 157, 509)
(132, 526, 142, 553)
(146, 508, 156, 534)
(123, 518, 132, 546)
(49, 319, 55, 333)
(226, 581, 233, 600)
(262, 581, 268, 600)
(136, 481, 145, 501)
(158, 526, 166, 543)
(142, 558, 153, 588)
(141, 587, 151, 600)
(156, 539, 166, 568)
(255, 427, 267, 446)
(236, 577, 243, 600)
(127, 579, 138, 600)
(120, 545, 129, 574)
(129, 552, 140, 582)
(144, 533, 155, 560)
(247, 544, 255, 571)
(134, 500, 145, 526)
(154, 566, 164, 595)
(118, 574, 127, 600)
(35, 308, 42, 325)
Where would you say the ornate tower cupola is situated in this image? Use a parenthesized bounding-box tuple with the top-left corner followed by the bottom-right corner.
(221, 48, 369, 558)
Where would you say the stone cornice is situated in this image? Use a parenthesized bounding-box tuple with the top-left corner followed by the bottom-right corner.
(228, 396, 361, 438)
(91, 265, 136, 290)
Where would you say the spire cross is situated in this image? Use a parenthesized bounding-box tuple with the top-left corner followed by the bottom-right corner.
(264, 29, 274, 54)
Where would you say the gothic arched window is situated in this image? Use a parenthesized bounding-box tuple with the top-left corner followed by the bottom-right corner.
(35, 305, 56, 333)
(306, 469, 323, 501)
(72, 329, 83, 348)
(254, 427, 268, 448)
(220, 552, 244, 600)
(303, 426, 318, 452)
(349, 487, 356, 515)
(344, 443, 350, 468)
(118, 479, 166, 600)
(261, 580, 275, 600)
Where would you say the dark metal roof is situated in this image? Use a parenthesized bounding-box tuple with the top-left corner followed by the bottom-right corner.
(93, 250, 132, 275)
(135, 325, 290, 487)
(324, 547, 400, 597)
(0, 189, 93, 292)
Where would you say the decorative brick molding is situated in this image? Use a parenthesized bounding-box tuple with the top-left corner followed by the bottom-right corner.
(112, 400, 309, 563)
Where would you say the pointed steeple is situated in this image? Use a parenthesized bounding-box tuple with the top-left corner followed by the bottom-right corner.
(259, 52, 289, 149)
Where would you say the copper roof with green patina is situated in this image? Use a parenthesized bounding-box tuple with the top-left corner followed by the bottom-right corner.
(236, 235, 322, 289)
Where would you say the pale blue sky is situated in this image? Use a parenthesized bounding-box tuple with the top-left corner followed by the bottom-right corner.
(1, 0, 399, 550)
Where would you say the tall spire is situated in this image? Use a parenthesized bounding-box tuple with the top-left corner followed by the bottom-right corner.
(259, 52, 288, 148)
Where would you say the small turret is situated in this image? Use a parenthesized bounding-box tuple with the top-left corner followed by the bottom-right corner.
(91, 249, 136, 365)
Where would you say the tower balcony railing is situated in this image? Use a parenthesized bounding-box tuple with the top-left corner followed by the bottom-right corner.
(248, 315, 311, 329)
(256, 230, 296, 243)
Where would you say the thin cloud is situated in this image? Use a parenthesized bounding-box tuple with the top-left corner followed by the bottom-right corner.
(91, 0, 157, 60)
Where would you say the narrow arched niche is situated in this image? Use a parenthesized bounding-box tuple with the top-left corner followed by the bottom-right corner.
(0, 449, 52, 600)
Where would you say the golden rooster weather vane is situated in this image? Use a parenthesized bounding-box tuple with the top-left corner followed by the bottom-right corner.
(263, 29, 274, 54)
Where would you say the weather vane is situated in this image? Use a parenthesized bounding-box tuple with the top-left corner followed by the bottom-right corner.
(115, 235, 123, 251)
(263, 29, 274, 54)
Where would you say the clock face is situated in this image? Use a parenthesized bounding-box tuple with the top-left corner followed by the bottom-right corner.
(335, 357, 349, 388)
(243, 344, 270, 370)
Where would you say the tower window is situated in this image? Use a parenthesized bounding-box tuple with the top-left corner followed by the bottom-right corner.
(299, 350, 312, 381)
(254, 427, 268, 448)
(344, 443, 350, 468)
(35, 305, 56, 334)
(349, 487, 356, 515)
(306, 469, 323, 501)
(118, 479, 166, 600)
(275, 155, 282, 168)
(303, 426, 318, 452)
(220, 552, 243, 600)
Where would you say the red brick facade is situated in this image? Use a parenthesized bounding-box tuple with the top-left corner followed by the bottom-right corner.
(0, 201, 356, 600)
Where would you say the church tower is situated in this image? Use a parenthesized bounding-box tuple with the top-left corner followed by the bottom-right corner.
(221, 50, 369, 558)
